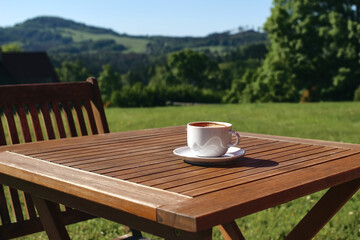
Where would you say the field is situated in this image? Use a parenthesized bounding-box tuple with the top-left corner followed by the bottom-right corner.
(18, 102, 360, 239)
(59, 28, 149, 53)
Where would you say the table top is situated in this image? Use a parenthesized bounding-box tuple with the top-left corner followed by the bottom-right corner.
(0, 126, 359, 232)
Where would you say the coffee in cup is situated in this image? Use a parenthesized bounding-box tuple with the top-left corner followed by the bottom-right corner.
(187, 121, 240, 157)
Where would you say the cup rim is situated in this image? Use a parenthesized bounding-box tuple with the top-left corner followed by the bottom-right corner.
(187, 121, 232, 128)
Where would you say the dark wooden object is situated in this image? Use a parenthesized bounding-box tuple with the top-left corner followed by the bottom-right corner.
(0, 78, 109, 239)
(0, 126, 359, 239)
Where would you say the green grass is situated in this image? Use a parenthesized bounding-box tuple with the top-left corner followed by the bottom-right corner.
(106, 102, 360, 144)
(59, 28, 149, 53)
(16, 102, 360, 239)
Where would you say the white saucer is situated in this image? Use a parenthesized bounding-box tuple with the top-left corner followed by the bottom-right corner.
(173, 146, 245, 165)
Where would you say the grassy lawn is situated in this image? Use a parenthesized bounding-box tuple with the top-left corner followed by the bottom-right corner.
(17, 102, 360, 239)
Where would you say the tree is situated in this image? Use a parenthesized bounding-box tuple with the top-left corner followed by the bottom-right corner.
(98, 64, 121, 100)
(1, 43, 23, 52)
(55, 60, 91, 82)
(254, 0, 360, 102)
(149, 49, 222, 90)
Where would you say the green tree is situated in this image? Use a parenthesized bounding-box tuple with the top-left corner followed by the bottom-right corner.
(254, 0, 360, 102)
(1, 43, 23, 52)
(98, 64, 121, 100)
(55, 60, 91, 82)
(150, 50, 222, 90)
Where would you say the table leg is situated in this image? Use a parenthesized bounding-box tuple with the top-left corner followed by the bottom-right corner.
(285, 178, 360, 240)
(218, 221, 246, 240)
(32, 196, 71, 240)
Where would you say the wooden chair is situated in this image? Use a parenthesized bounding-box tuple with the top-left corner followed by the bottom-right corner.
(0, 78, 142, 239)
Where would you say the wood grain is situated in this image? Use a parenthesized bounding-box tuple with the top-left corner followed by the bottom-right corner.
(157, 152, 360, 232)
(0, 151, 190, 221)
(0, 125, 359, 235)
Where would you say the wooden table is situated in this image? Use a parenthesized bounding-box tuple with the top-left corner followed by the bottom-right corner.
(0, 126, 359, 239)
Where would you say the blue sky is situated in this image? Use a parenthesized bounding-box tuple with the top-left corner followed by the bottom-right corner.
(0, 0, 273, 37)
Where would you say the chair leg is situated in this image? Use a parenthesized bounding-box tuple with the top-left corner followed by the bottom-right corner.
(32, 196, 71, 240)
(218, 221, 246, 240)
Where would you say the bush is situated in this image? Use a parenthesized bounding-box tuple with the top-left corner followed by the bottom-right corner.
(110, 84, 222, 107)
(354, 85, 360, 101)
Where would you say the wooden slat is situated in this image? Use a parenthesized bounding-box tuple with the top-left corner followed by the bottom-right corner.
(25, 131, 186, 161)
(28, 103, 44, 141)
(7, 187, 24, 222)
(162, 145, 325, 189)
(22, 192, 38, 220)
(62, 101, 78, 137)
(0, 114, 7, 145)
(0, 125, 359, 237)
(179, 149, 355, 196)
(112, 161, 190, 180)
(52, 102, 67, 139)
(83, 99, 98, 135)
(16, 104, 32, 143)
(157, 153, 360, 232)
(0, 171, 210, 240)
(5, 131, 355, 198)
(3, 105, 20, 144)
(1, 126, 185, 153)
(0, 151, 191, 222)
(239, 131, 360, 150)
(0, 184, 11, 224)
(51, 141, 302, 186)
(83, 150, 184, 173)
(39, 102, 56, 140)
(86, 77, 110, 134)
(73, 100, 88, 136)
(0, 82, 93, 104)
(140, 146, 330, 189)
(32, 135, 185, 163)
(3, 129, 358, 196)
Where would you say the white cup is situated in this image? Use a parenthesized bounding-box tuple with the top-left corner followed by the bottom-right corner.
(187, 121, 240, 157)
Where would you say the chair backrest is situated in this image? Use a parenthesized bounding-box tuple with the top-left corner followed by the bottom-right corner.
(0, 77, 109, 239)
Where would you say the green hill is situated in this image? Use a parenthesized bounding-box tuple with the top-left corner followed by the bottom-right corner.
(0, 16, 267, 54)
(0, 16, 149, 53)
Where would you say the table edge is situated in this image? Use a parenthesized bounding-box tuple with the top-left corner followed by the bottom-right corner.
(0, 151, 191, 221)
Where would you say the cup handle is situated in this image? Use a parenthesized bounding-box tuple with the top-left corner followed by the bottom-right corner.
(229, 130, 240, 147)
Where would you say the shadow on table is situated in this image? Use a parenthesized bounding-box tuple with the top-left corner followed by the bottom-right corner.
(186, 157, 279, 168)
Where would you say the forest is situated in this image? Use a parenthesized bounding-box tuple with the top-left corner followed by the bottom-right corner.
(1, 0, 360, 106)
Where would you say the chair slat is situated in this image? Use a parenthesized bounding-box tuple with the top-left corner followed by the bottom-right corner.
(7, 187, 24, 222)
(3, 105, 20, 144)
(16, 105, 32, 143)
(22, 192, 38, 220)
(39, 102, 56, 140)
(0, 79, 108, 238)
(62, 101, 78, 137)
(83, 99, 98, 135)
(52, 102, 67, 138)
(28, 103, 44, 141)
(0, 114, 7, 145)
(0, 184, 11, 224)
(86, 78, 110, 134)
(73, 100, 88, 136)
